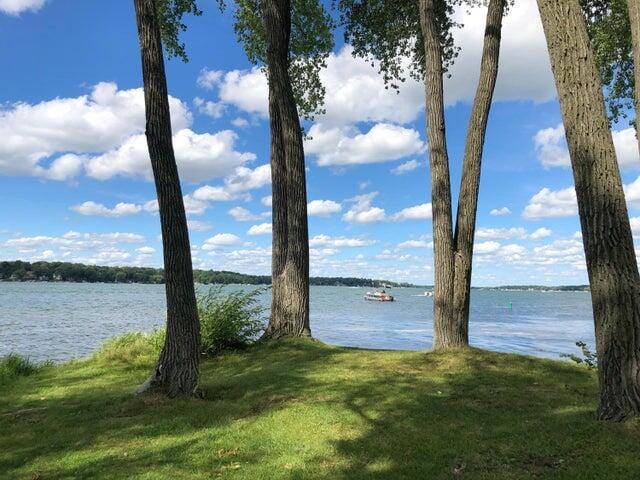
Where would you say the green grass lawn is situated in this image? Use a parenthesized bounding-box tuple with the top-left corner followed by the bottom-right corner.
(2, 339, 639, 479)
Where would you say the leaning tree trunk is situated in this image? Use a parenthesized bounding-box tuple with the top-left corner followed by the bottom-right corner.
(133, 0, 201, 397)
(628, 0, 640, 153)
(452, 0, 506, 344)
(262, 0, 311, 339)
(419, 0, 457, 349)
(538, 0, 640, 421)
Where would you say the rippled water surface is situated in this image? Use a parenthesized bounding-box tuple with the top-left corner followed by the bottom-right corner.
(0, 282, 595, 362)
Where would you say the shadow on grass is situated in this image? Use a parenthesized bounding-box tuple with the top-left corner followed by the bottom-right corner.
(2, 341, 639, 479)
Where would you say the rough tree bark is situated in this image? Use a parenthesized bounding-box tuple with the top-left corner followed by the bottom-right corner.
(628, 0, 640, 153)
(538, 0, 640, 421)
(418, 0, 505, 349)
(133, 0, 201, 397)
(261, 0, 311, 339)
(452, 0, 505, 344)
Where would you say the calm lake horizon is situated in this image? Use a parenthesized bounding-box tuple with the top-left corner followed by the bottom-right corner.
(0, 282, 596, 363)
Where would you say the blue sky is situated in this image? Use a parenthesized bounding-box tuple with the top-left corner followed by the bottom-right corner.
(0, 0, 638, 286)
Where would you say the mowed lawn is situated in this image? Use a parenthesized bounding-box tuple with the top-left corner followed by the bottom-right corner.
(2, 339, 639, 479)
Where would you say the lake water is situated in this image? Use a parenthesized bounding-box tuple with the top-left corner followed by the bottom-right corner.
(0, 282, 596, 363)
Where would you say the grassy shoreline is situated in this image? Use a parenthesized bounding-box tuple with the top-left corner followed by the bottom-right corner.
(2, 338, 639, 479)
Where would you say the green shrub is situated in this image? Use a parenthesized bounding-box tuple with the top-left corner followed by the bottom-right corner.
(0, 354, 47, 384)
(93, 330, 165, 366)
(198, 287, 266, 356)
(561, 341, 598, 369)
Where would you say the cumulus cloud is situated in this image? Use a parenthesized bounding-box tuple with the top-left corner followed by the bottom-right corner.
(202, 233, 242, 250)
(191, 164, 271, 203)
(391, 203, 432, 221)
(490, 206, 511, 216)
(0, 82, 190, 180)
(523, 187, 578, 219)
(304, 123, 425, 167)
(307, 199, 342, 217)
(625, 176, 640, 208)
(476, 227, 526, 240)
(200, 2, 558, 125)
(71, 201, 142, 218)
(534, 124, 640, 169)
(391, 159, 421, 175)
(187, 220, 212, 232)
(85, 129, 255, 183)
(247, 223, 272, 236)
(193, 97, 225, 119)
(529, 227, 552, 240)
(228, 206, 261, 221)
(397, 239, 432, 249)
(342, 192, 386, 224)
(261, 195, 273, 207)
(197, 67, 269, 116)
(309, 235, 375, 248)
(447, 0, 555, 105)
(0, 0, 47, 15)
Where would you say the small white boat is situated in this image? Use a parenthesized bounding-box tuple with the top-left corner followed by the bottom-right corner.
(364, 290, 395, 302)
(423, 291, 434, 297)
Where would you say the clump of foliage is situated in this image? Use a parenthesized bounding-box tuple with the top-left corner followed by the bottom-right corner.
(0, 354, 49, 384)
(199, 287, 266, 356)
(580, 0, 634, 126)
(155, 0, 202, 61)
(93, 330, 165, 366)
(217, 0, 334, 121)
(561, 341, 598, 369)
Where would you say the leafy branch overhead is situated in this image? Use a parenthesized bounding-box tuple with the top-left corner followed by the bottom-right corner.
(580, 0, 635, 126)
(336, 0, 514, 91)
(218, 0, 334, 121)
(155, 0, 202, 62)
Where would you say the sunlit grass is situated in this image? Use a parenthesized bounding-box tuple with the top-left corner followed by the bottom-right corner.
(2, 339, 639, 479)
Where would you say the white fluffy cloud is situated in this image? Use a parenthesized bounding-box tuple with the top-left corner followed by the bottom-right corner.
(305, 123, 425, 167)
(307, 200, 342, 217)
(191, 164, 271, 202)
(85, 129, 255, 183)
(0, 82, 190, 180)
(197, 67, 269, 116)
(201, 2, 558, 126)
(397, 239, 432, 249)
(490, 207, 511, 216)
(523, 187, 578, 219)
(0, 0, 46, 15)
(193, 97, 225, 119)
(447, 0, 555, 105)
(228, 206, 261, 221)
(187, 220, 212, 232)
(202, 233, 242, 250)
(476, 227, 526, 240)
(529, 227, 552, 240)
(391, 203, 432, 221)
(247, 223, 272, 236)
(71, 201, 142, 218)
(534, 124, 640, 169)
(391, 159, 421, 175)
(342, 192, 386, 224)
(2, 230, 152, 266)
(309, 235, 375, 248)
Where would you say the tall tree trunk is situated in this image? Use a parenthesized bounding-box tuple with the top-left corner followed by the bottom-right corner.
(419, 0, 457, 349)
(418, 0, 504, 349)
(133, 0, 201, 397)
(537, 0, 640, 421)
(452, 0, 506, 344)
(628, 0, 640, 152)
(262, 0, 311, 339)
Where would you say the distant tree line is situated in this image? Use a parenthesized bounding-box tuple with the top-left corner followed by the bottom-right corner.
(0, 261, 417, 288)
